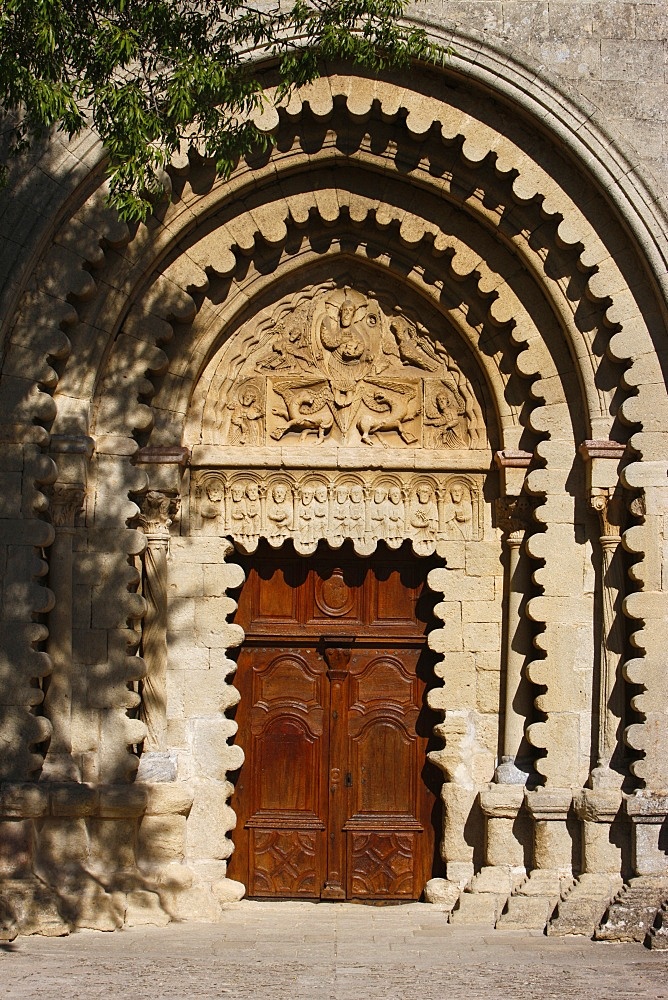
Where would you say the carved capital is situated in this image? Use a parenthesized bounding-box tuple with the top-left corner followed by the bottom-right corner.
(136, 491, 180, 539)
(47, 483, 85, 528)
(591, 489, 625, 539)
(495, 495, 532, 541)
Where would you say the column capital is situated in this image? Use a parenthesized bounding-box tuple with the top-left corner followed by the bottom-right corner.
(47, 483, 86, 529)
(136, 490, 180, 540)
(495, 495, 533, 541)
(590, 488, 625, 540)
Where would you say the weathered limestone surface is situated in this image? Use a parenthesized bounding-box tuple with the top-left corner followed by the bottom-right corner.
(0, 3, 667, 938)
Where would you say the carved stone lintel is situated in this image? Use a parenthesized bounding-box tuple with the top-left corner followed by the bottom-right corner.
(193, 470, 484, 556)
(136, 491, 181, 540)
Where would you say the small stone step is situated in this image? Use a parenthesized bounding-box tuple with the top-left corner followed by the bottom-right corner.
(0, 893, 18, 942)
(497, 894, 554, 930)
(595, 877, 668, 943)
(496, 870, 572, 931)
(0, 877, 69, 937)
(450, 890, 499, 926)
(548, 874, 622, 937)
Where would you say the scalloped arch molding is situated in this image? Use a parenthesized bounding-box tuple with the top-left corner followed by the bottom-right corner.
(1, 46, 667, 936)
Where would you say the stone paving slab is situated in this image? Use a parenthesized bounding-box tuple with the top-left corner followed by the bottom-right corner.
(2, 901, 668, 1000)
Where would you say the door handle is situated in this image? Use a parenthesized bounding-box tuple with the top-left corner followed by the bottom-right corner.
(344, 772, 353, 788)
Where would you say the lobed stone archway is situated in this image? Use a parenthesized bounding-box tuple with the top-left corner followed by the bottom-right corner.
(1, 41, 667, 936)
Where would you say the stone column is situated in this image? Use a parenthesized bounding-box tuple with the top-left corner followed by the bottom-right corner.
(42, 483, 86, 780)
(577, 442, 627, 880)
(136, 491, 180, 754)
(589, 488, 626, 788)
(495, 495, 533, 784)
(526, 790, 573, 874)
(481, 784, 526, 872)
(626, 793, 668, 878)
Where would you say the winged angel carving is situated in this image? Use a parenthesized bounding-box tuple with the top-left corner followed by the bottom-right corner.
(210, 284, 486, 449)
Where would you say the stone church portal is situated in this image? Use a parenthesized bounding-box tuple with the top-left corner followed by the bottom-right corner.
(1, 13, 668, 943)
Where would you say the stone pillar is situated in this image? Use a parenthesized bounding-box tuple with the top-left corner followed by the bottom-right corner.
(42, 483, 85, 780)
(494, 495, 533, 784)
(626, 793, 668, 878)
(589, 488, 626, 789)
(42, 434, 94, 781)
(526, 789, 573, 875)
(136, 491, 180, 754)
(481, 784, 526, 872)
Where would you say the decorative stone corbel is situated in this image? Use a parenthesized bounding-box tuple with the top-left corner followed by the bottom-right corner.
(494, 495, 534, 784)
(135, 490, 181, 754)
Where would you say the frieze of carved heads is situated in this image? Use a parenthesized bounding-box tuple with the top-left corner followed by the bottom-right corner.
(193, 471, 483, 556)
(204, 283, 487, 451)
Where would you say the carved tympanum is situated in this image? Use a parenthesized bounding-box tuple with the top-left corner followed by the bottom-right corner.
(193, 470, 483, 556)
(205, 283, 486, 450)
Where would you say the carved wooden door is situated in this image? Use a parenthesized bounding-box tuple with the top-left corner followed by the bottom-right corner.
(228, 542, 440, 900)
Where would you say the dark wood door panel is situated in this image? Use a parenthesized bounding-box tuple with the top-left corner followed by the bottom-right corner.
(228, 541, 440, 900)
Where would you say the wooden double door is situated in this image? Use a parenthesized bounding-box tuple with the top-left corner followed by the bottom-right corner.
(228, 542, 442, 901)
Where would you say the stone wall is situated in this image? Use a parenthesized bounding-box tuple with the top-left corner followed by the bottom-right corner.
(411, 0, 668, 196)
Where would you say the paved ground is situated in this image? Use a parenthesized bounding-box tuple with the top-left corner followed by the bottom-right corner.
(2, 901, 668, 1000)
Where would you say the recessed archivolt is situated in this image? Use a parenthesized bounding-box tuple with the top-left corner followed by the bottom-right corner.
(18, 74, 638, 456)
(5, 65, 665, 789)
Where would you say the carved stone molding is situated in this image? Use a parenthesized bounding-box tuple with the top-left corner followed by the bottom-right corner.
(192, 470, 484, 556)
(579, 440, 626, 463)
(134, 446, 190, 466)
(579, 439, 626, 494)
(201, 282, 488, 453)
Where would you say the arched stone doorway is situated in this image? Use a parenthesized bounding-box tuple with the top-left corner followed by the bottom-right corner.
(1, 40, 667, 935)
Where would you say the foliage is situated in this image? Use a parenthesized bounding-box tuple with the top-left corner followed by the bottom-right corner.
(0, 0, 444, 221)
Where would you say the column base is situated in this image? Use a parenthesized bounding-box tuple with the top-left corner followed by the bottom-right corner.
(494, 756, 531, 785)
